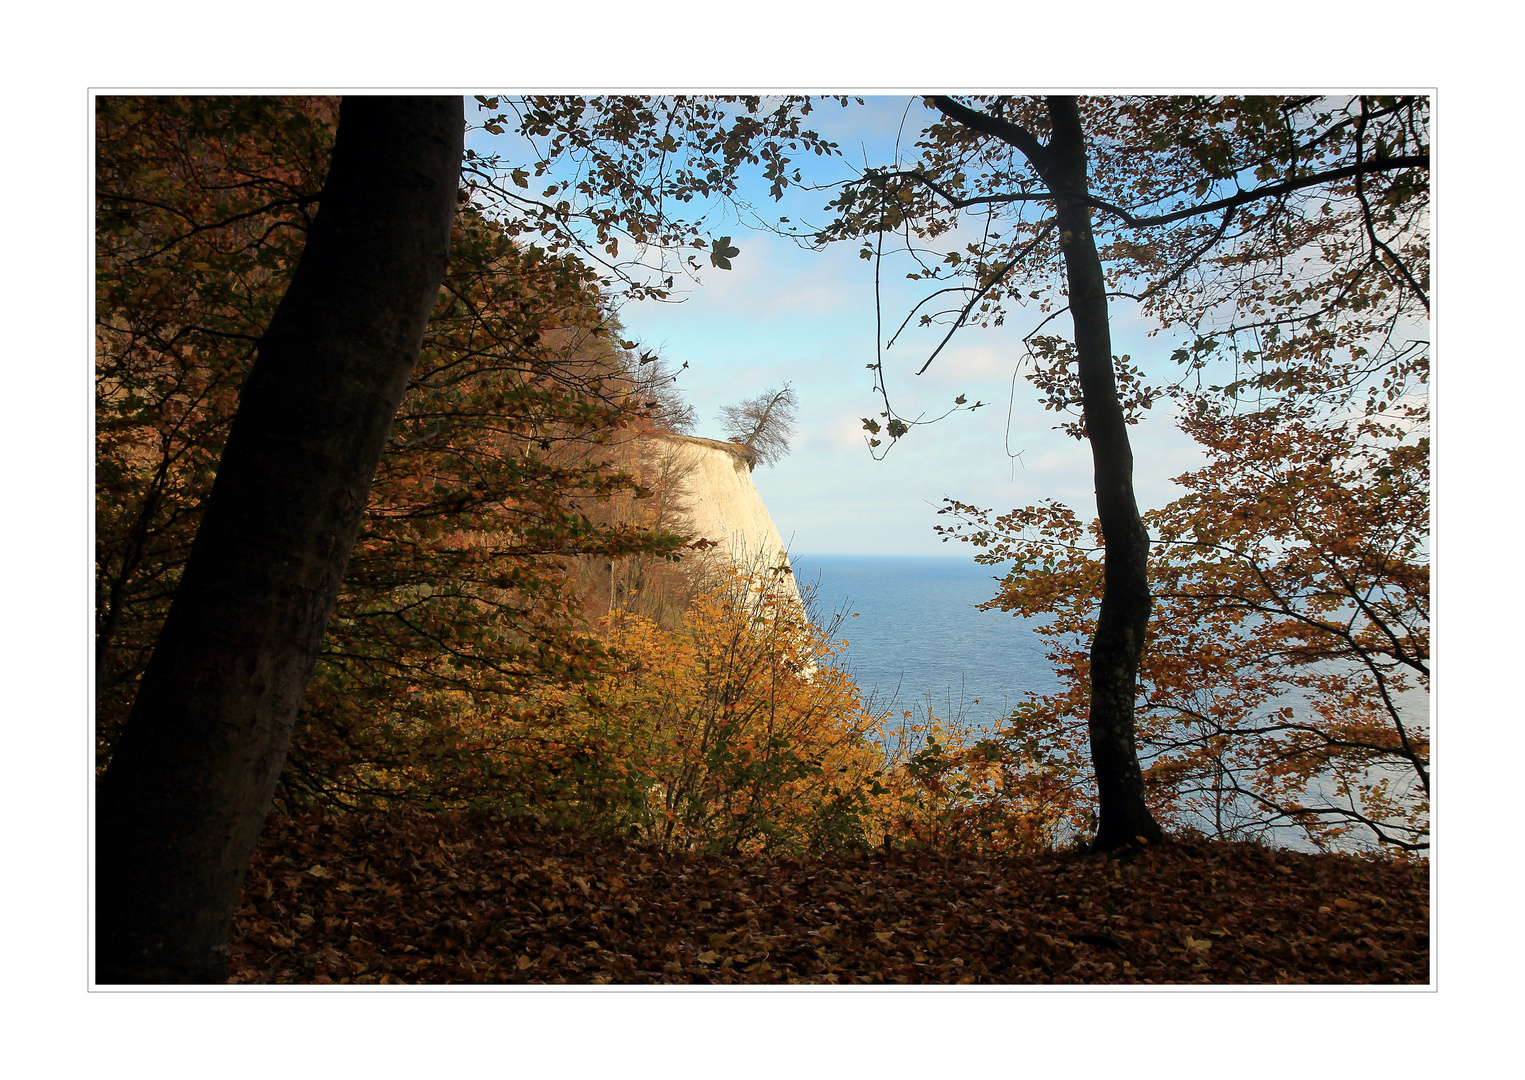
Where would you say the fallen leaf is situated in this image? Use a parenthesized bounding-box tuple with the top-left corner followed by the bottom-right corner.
(226, 808, 1430, 987)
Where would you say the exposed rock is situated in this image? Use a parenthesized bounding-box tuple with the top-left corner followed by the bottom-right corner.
(644, 433, 796, 601)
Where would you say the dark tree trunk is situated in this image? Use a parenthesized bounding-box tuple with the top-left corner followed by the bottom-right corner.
(96, 97, 463, 983)
(927, 94, 1164, 851)
(1042, 96, 1163, 850)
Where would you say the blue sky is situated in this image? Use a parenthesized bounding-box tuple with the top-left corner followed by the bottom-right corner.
(622, 221, 1206, 557)
(468, 95, 1207, 556)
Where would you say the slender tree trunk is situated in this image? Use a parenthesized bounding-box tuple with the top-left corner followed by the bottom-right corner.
(1043, 96, 1163, 849)
(96, 96, 463, 983)
(929, 95, 1162, 849)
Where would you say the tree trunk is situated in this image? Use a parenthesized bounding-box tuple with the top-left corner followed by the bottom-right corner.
(96, 96, 463, 983)
(1043, 96, 1164, 850)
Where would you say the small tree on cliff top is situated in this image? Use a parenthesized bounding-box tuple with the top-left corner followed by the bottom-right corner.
(718, 383, 798, 469)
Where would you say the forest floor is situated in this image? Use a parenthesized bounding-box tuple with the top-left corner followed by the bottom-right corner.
(226, 808, 1429, 986)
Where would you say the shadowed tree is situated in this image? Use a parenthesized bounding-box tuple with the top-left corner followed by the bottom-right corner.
(96, 96, 464, 983)
(970, 96, 1165, 850)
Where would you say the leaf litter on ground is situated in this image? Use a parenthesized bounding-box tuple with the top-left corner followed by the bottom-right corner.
(226, 809, 1429, 985)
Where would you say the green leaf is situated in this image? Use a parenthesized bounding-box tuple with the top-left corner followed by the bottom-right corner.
(710, 236, 740, 270)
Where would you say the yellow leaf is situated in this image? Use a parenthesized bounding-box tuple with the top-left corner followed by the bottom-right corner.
(696, 950, 719, 965)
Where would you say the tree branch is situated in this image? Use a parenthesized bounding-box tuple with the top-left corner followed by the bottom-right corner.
(922, 98, 1428, 232)
(915, 222, 1055, 376)
(1115, 155, 1429, 229)
(928, 96, 1050, 175)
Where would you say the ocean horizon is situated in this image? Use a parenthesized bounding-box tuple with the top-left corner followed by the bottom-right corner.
(789, 552, 1056, 729)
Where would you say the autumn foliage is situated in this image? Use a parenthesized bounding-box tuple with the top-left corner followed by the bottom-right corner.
(573, 565, 888, 853)
(96, 97, 337, 745)
(94, 96, 896, 854)
(936, 397, 1430, 853)
(96, 97, 689, 810)
(99, 95, 1430, 985)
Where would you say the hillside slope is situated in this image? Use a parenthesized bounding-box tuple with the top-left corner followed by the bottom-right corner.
(228, 810, 1430, 985)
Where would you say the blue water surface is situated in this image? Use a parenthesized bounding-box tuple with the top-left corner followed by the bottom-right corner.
(789, 553, 1060, 727)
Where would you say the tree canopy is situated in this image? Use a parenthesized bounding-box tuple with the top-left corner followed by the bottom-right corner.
(802, 96, 1427, 438)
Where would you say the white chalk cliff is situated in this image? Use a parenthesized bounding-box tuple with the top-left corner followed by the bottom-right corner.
(645, 433, 797, 599)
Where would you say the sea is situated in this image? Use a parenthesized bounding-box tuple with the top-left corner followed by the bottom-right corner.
(789, 553, 1430, 852)
(789, 553, 1054, 729)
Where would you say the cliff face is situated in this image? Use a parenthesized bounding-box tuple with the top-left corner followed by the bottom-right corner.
(645, 434, 796, 596)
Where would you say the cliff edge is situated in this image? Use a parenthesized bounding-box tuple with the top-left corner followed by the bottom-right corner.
(646, 433, 795, 594)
